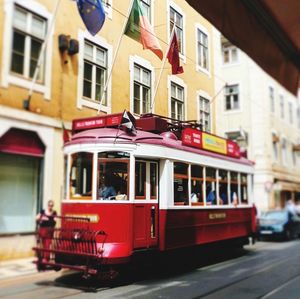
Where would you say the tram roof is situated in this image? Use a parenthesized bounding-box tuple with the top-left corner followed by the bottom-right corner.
(67, 128, 254, 166)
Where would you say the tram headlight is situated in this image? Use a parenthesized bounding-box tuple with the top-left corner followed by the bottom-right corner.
(73, 231, 81, 241)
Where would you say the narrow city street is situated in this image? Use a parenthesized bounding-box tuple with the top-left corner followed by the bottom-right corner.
(1, 240, 300, 299)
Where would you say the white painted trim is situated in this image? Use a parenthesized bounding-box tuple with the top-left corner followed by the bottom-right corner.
(0, 105, 67, 129)
(195, 23, 211, 76)
(168, 75, 187, 120)
(1, 0, 53, 99)
(196, 89, 212, 130)
(167, 0, 186, 63)
(129, 55, 155, 114)
(0, 116, 55, 205)
(103, 0, 113, 20)
(223, 81, 242, 114)
(77, 30, 112, 113)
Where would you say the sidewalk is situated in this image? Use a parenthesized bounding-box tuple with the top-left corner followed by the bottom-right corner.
(0, 257, 36, 280)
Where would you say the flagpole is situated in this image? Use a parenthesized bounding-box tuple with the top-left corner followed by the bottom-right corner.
(97, 0, 135, 114)
(24, 0, 62, 110)
(150, 26, 176, 113)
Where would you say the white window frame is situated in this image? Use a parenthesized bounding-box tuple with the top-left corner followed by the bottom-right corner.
(272, 130, 279, 163)
(168, 75, 187, 120)
(197, 90, 211, 132)
(279, 93, 284, 119)
(2, 0, 53, 99)
(168, 1, 186, 63)
(77, 30, 112, 112)
(288, 101, 293, 125)
(101, 0, 113, 19)
(129, 55, 155, 115)
(269, 85, 275, 114)
(195, 23, 210, 75)
(224, 83, 241, 113)
(221, 44, 239, 65)
(281, 137, 287, 166)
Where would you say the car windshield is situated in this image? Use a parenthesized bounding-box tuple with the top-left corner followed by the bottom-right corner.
(260, 211, 288, 221)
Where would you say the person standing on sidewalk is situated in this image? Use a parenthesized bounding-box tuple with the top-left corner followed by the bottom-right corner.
(36, 200, 57, 262)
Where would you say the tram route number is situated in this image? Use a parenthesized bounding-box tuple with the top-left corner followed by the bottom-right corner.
(208, 213, 226, 220)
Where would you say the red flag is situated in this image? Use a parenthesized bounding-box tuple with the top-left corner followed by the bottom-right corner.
(167, 32, 183, 75)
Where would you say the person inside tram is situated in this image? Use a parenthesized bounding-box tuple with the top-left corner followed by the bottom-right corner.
(219, 184, 228, 205)
(191, 188, 200, 203)
(206, 186, 216, 205)
(98, 175, 117, 200)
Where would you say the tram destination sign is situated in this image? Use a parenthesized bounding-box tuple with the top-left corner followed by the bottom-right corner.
(72, 113, 123, 132)
(182, 128, 240, 158)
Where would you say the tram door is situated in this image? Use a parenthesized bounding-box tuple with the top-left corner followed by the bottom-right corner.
(133, 161, 159, 249)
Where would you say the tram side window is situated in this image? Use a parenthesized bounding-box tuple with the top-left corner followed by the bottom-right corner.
(174, 162, 189, 205)
(230, 172, 239, 205)
(241, 173, 248, 204)
(98, 152, 129, 200)
(70, 152, 93, 199)
(206, 167, 217, 205)
(218, 169, 228, 205)
(135, 161, 146, 199)
(191, 165, 204, 205)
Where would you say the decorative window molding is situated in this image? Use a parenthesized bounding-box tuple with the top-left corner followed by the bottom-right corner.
(77, 30, 112, 113)
(195, 23, 210, 75)
(197, 90, 211, 132)
(168, 1, 186, 63)
(168, 75, 187, 120)
(129, 55, 155, 115)
(224, 84, 241, 112)
(2, 0, 53, 100)
(101, 0, 113, 19)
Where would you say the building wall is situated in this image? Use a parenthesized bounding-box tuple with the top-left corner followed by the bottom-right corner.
(214, 32, 300, 212)
(0, 0, 216, 259)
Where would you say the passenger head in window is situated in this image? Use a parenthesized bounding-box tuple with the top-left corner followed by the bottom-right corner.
(206, 186, 216, 205)
(98, 175, 116, 200)
(219, 184, 228, 205)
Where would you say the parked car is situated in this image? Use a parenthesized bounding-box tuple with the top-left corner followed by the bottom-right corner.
(257, 210, 300, 240)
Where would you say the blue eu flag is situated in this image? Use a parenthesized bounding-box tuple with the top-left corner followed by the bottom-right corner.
(77, 0, 106, 36)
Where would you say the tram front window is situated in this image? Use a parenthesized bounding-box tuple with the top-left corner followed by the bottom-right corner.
(97, 152, 129, 200)
(70, 152, 93, 199)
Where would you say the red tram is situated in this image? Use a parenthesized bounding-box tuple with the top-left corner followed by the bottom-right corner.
(33, 112, 256, 277)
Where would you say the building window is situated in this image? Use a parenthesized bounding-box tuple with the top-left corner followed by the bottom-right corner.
(171, 82, 184, 120)
(272, 136, 279, 161)
(269, 86, 275, 113)
(292, 147, 297, 167)
(140, 0, 151, 20)
(222, 45, 238, 64)
(288, 102, 293, 124)
(197, 29, 209, 70)
(225, 84, 240, 111)
(10, 5, 47, 82)
(83, 40, 107, 105)
(281, 138, 287, 166)
(133, 64, 151, 114)
(279, 94, 284, 119)
(170, 6, 183, 54)
(199, 96, 211, 132)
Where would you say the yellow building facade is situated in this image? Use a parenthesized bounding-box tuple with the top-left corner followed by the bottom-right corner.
(0, 0, 216, 259)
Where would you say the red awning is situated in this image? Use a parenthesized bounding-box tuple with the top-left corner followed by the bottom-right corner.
(0, 128, 45, 157)
(186, 0, 300, 96)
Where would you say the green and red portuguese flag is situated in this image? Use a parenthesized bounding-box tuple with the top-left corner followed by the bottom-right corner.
(125, 0, 163, 60)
